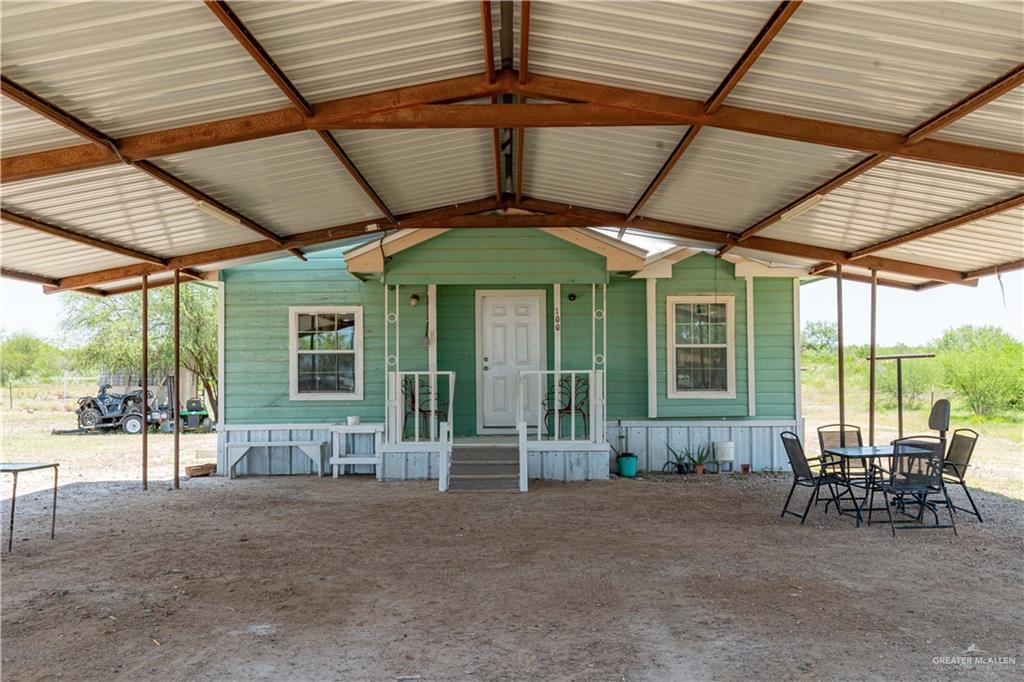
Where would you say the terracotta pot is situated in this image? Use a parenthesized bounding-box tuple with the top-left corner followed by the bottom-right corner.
(694, 463, 705, 475)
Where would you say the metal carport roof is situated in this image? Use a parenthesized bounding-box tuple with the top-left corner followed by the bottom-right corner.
(1, 0, 1021, 295)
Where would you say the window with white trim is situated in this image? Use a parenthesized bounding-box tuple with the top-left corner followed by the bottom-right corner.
(289, 306, 363, 400)
(667, 295, 736, 399)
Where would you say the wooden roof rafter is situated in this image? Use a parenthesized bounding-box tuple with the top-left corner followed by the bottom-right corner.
(0, 76, 308, 260)
(721, 62, 1024, 255)
(620, 0, 803, 238)
(205, 0, 396, 224)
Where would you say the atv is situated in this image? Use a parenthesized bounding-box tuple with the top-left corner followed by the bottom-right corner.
(76, 384, 151, 434)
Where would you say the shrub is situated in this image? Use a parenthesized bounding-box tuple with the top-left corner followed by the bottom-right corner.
(876, 357, 943, 410)
(941, 333, 1023, 416)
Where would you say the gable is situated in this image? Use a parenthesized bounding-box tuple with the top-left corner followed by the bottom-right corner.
(345, 226, 645, 278)
(371, 228, 611, 285)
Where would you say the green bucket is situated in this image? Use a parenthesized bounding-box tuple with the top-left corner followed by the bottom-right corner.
(617, 453, 638, 478)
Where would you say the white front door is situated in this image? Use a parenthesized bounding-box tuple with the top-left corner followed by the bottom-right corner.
(477, 291, 545, 430)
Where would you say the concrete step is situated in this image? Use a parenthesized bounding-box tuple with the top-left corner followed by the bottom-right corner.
(450, 462, 518, 478)
(448, 477, 520, 492)
(451, 447, 518, 464)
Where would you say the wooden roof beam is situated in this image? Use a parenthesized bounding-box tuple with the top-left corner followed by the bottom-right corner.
(812, 268, 921, 291)
(43, 199, 501, 294)
(206, 1, 396, 224)
(722, 64, 1024, 255)
(849, 193, 1024, 260)
(7, 70, 1022, 182)
(480, 1, 497, 84)
(623, 1, 802, 234)
(0, 267, 105, 296)
(2, 77, 304, 258)
(1, 209, 166, 266)
(964, 258, 1024, 280)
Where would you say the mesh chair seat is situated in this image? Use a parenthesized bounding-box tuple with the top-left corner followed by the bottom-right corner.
(867, 436, 957, 537)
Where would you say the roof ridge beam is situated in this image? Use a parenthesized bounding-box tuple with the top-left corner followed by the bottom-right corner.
(1, 209, 167, 266)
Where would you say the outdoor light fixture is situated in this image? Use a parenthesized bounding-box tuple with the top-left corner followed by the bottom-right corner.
(779, 194, 826, 223)
(365, 223, 381, 232)
(409, 294, 420, 307)
(194, 200, 242, 225)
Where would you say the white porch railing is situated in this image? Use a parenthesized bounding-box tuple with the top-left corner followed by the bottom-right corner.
(386, 371, 456, 445)
(516, 369, 606, 444)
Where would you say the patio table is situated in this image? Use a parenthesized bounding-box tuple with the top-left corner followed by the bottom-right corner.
(822, 446, 926, 527)
(2, 463, 59, 552)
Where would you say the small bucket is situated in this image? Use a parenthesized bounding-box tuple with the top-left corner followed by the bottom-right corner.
(617, 453, 638, 478)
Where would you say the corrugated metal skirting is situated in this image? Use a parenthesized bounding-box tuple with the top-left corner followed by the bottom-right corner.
(605, 421, 801, 474)
(218, 428, 377, 476)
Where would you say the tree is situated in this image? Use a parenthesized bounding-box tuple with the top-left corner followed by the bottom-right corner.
(936, 325, 1024, 416)
(802, 321, 838, 352)
(0, 331, 62, 408)
(59, 283, 219, 419)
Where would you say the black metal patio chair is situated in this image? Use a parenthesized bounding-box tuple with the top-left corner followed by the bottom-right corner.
(779, 431, 843, 525)
(401, 376, 448, 439)
(542, 374, 589, 439)
(817, 423, 866, 510)
(928, 398, 952, 442)
(868, 436, 956, 537)
(941, 428, 983, 522)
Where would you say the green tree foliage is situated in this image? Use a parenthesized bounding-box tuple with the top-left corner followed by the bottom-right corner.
(938, 326, 1023, 416)
(0, 331, 63, 408)
(802, 321, 838, 352)
(59, 283, 219, 418)
(876, 357, 943, 410)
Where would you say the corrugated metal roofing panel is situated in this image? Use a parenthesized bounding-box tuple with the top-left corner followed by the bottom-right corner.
(641, 128, 867, 231)
(931, 87, 1024, 153)
(155, 132, 381, 236)
(522, 1, 778, 100)
(1, 164, 259, 259)
(0, 0, 289, 138)
(728, 1, 1024, 131)
(762, 158, 1024, 252)
(229, 0, 486, 103)
(1, 96, 82, 155)
(875, 206, 1024, 273)
(524, 126, 687, 213)
(1, 219, 139, 280)
(330, 129, 493, 215)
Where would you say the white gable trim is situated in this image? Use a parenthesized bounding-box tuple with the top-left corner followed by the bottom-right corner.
(632, 246, 808, 279)
(345, 228, 450, 272)
(345, 226, 646, 273)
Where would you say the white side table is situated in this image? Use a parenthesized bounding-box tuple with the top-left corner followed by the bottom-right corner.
(329, 423, 385, 479)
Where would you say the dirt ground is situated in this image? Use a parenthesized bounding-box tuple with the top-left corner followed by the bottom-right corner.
(2, 453, 1022, 681)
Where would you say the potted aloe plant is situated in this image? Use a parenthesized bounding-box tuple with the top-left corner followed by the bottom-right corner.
(685, 444, 712, 476)
(663, 443, 690, 474)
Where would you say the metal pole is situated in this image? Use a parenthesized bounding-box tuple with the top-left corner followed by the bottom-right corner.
(868, 269, 877, 446)
(836, 262, 846, 445)
(173, 270, 181, 490)
(896, 358, 904, 439)
(141, 274, 148, 491)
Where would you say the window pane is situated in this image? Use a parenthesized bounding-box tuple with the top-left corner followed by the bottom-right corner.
(676, 323, 695, 344)
(676, 347, 729, 392)
(708, 323, 727, 344)
(298, 333, 315, 351)
(337, 354, 356, 393)
(675, 304, 692, 324)
(298, 354, 315, 373)
(708, 303, 727, 322)
(316, 354, 337, 373)
(298, 314, 315, 332)
(316, 373, 337, 392)
(316, 313, 336, 332)
(298, 373, 317, 392)
(337, 314, 356, 350)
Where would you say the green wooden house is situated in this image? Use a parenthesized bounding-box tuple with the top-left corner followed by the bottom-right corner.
(217, 227, 805, 490)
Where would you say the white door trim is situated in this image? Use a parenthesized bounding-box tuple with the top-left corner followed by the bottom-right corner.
(475, 289, 547, 434)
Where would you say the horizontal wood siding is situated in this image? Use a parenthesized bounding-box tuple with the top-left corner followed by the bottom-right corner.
(754, 279, 797, 419)
(385, 229, 608, 284)
(223, 249, 386, 424)
(605, 278, 647, 420)
(656, 254, 749, 418)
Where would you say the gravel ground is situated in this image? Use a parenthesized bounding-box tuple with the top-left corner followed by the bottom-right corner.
(2, 465, 1021, 681)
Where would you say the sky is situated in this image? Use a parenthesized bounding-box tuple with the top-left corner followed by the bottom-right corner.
(2, 255, 1021, 347)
